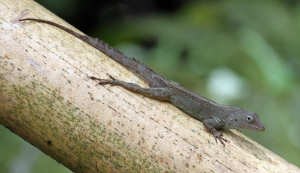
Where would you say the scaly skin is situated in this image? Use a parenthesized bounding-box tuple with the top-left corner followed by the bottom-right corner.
(19, 18, 265, 145)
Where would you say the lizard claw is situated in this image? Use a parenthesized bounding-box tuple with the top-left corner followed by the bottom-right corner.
(213, 131, 228, 146)
(106, 73, 116, 80)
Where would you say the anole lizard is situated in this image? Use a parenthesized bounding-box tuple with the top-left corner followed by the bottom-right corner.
(19, 18, 265, 145)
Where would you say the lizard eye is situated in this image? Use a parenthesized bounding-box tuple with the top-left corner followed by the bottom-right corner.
(247, 116, 253, 122)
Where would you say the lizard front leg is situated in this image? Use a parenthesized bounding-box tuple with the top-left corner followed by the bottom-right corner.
(203, 118, 228, 146)
(89, 75, 172, 101)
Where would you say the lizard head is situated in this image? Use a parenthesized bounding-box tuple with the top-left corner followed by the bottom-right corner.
(224, 107, 265, 131)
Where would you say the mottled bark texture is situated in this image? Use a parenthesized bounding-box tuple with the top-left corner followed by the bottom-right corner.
(0, 0, 299, 172)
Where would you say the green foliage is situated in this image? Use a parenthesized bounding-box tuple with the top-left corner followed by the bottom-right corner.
(0, 126, 70, 173)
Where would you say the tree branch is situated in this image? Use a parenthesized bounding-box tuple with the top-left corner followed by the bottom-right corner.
(0, 0, 299, 172)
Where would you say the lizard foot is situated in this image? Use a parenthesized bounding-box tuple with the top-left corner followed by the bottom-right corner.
(212, 131, 228, 146)
(89, 75, 117, 86)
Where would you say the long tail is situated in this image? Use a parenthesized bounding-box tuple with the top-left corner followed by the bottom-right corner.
(19, 18, 166, 87)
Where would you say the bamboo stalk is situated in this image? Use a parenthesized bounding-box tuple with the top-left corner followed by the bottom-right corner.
(0, 0, 299, 172)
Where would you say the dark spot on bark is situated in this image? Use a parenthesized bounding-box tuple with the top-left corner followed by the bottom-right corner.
(88, 92, 94, 100)
(185, 163, 189, 168)
(197, 153, 202, 161)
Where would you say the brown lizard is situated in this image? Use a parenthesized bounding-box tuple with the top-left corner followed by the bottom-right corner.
(19, 18, 265, 145)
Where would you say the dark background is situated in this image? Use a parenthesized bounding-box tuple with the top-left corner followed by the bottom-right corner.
(1, 0, 300, 172)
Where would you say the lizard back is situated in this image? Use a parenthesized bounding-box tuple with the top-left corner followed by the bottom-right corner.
(19, 18, 167, 87)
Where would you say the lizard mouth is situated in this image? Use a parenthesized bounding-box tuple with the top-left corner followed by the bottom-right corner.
(250, 124, 265, 131)
(248, 118, 265, 131)
(240, 124, 265, 131)
(245, 113, 265, 131)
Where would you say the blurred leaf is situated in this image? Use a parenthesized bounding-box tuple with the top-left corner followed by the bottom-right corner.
(240, 28, 293, 93)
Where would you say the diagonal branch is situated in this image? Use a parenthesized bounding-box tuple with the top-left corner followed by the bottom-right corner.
(0, 0, 299, 172)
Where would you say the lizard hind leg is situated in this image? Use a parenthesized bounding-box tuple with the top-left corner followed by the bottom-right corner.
(89, 75, 172, 102)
